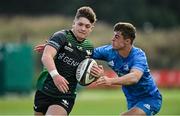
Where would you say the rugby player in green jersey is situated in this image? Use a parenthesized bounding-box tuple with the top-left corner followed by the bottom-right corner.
(34, 6, 97, 116)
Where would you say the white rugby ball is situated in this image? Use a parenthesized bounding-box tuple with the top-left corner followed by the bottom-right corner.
(76, 58, 97, 86)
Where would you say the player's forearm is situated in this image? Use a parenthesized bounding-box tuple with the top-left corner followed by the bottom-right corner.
(41, 54, 57, 73)
(111, 73, 139, 85)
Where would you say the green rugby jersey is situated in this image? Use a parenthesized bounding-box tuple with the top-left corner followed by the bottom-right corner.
(36, 30, 94, 98)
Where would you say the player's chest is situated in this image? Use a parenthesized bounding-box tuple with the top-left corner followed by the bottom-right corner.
(108, 57, 132, 76)
(57, 42, 92, 62)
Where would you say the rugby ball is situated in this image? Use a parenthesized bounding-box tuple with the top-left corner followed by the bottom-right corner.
(76, 58, 97, 86)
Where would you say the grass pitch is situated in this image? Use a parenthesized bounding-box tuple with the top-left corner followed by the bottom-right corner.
(0, 88, 180, 115)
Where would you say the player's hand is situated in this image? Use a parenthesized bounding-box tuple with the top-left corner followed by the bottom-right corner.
(34, 44, 46, 53)
(52, 75, 69, 93)
(95, 76, 112, 86)
(90, 65, 104, 79)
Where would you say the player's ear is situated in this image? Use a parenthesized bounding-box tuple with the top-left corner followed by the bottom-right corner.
(125, 38, 131, 44)
(91, 24, 95, 29)
(89, 24, 95, 32)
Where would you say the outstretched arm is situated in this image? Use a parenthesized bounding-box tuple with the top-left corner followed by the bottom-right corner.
(34, 43, 46, 53)
(96, 69, 143, 86)
(91, 65, 143, 86)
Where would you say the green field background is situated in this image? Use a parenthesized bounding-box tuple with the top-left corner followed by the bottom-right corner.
(0, 88, 180, 115)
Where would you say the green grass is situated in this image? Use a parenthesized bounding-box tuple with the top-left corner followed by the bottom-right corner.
(0, 88, 180, 115)
(71, 88, 126, 115)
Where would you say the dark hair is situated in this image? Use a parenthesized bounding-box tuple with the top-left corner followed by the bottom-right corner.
(114, 22, 136, 44)
(75, 6, 97, 24)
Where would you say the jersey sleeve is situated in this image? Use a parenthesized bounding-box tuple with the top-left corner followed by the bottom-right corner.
(92, 45, 109, 60)
(131, 51, 147, 73)
(47, 31, 66, 51)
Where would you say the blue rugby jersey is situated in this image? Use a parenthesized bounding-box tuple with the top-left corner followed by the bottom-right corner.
(92, 45, 161, 101)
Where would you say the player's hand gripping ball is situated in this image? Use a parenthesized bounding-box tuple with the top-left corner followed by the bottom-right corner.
(76, 58, 97, 86)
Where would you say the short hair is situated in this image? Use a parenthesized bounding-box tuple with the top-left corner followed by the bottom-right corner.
(114, 22, 136, 44)
(75, 6, 97, 24)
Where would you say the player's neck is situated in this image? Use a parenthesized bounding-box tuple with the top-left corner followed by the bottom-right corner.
(118, 46, 132, 58)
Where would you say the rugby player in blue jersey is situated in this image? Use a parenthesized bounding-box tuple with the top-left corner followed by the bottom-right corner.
(91, 22, 162, 115)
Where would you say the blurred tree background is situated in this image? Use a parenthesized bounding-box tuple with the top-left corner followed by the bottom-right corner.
(1, 0, 180, 28)
(0, 0, 180, 69)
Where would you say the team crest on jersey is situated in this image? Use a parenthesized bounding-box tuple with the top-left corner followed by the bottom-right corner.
(86, 50, 92, 56)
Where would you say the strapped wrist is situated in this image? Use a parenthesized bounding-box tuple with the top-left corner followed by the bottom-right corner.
(49, 70, 59, 78)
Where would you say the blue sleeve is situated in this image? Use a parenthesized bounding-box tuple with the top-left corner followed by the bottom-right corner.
(92, 45, 109, 60)
(131, 51, 148, 73)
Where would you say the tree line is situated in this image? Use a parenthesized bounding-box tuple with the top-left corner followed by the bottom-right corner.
(0, 0, 180, 28)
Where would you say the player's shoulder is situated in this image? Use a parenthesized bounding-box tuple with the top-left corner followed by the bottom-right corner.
(48, 30, 68, 46)
(49, 30, 72, 43)
(132, 46, 146, 55)
(53, 30, 67, 37)
(93, 45, 114, 58)
(84, 39, 93, 45)
(96, 44, 113, 51)
(130, 46, 147, 61)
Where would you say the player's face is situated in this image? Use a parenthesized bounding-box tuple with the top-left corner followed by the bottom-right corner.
(72, 17, 94, 41)
(111, 31, 127, 50)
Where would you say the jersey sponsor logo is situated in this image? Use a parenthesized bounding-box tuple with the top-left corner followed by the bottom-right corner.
(64, 45, 73, 52)
(58, 53, 79, 67)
